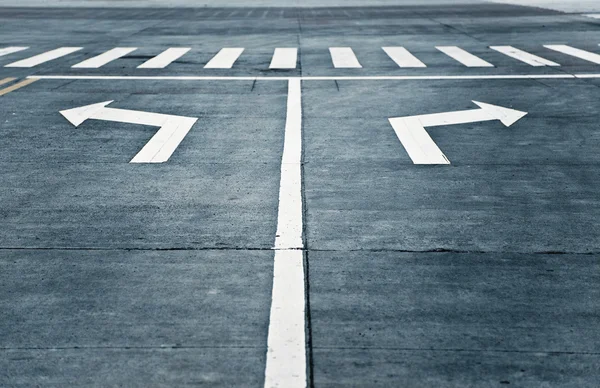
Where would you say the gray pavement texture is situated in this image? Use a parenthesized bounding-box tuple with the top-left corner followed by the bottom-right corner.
(1, 1, 600, 388)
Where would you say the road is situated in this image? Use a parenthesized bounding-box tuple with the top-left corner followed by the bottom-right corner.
(1, 1, 600, 387)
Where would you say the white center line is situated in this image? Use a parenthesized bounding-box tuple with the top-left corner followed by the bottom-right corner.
(5, 47, 82, 68)
(72, 47, 138, 68)
(264, 78, 307, 388)
(138, 47, 191, 69)
(382, 46, 427, 68)
(436, 46, 494, 67)
(0, 46, 29, 57)
(329, 47, 362, 68)
(204, 48, 245, 69)
(490, 46, 560, 67)
(269, 48, 298, 69)
(544, 44, 600, 65)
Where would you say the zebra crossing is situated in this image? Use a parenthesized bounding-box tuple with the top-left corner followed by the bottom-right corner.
(3, 44, 600, 70)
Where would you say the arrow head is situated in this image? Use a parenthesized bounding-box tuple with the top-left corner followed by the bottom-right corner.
(472, 101, 527, 127)
(60, 100, 113, 127)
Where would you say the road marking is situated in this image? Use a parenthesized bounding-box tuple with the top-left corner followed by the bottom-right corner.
(544, 45, 600, 64)
(389, 101, 527, 164)
(329, 47, 362, 68)
(0, 47, 28, 57)
(204, 48, 244, 69)
(264, 78, 306, 388)
(382, 46, 426, 68)
(72, 47, 138, 68)
(490, 46, 560, 66)
(28, 74, 584, 81)
(0, 78, 38, 96)
(0, 77, 16, 86)
(137, 48, 191, 69)
(269, 48, 298, 69)
(59, 100, 198, 163)
(436, 46, 494, 67)
(5, 47, 82, 67)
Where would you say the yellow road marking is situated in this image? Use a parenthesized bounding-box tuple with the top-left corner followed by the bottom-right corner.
(0, 78, 38, 97)
(0, 77, 16, 87)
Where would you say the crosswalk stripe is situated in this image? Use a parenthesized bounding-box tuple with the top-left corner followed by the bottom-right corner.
(329, 47, 362, 68)
(269, 48, 298, 69)
(72, 47, 138, 68)
(204, 48, 244, 69)
(382, 46, 426, 68)
(137, 48, 191, 69)
(5, 47, 82, 68)
(490, 46, 560, 66)
(436, 46, 494, 67)
(0, 47, 29, 57)
(544, 45, 600, 65)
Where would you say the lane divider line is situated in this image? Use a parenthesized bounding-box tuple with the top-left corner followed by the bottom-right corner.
(264, 78, 307, 388)
(0, 77, 16, 86)
(0, 78, 38, 97)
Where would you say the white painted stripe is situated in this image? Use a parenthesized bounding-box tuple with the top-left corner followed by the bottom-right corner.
(382, 46, 426, 68)
(137, 48, 191, 69)
(490, 46, 560, 67)
(264, 78, 306, 388)
(0, 47, 28, 57)
(436, 46, 494, 67)
(329, 47, 362, 68)
(72, 47, 137, 68)
(5, 47, 82, 68)
(544, 44, 600, 64)
(269, 48, 298, 69)
(29, 74, 579, 81)
(204, 48, 244, 69)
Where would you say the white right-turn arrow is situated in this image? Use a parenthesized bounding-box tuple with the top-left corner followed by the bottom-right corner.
(388, 100, 527, 165)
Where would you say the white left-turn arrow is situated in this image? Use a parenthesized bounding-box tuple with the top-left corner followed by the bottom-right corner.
(60, 100, 198, 163)
(389, 100, 527, 165)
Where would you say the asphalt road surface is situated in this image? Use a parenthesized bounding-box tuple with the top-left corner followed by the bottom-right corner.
(1, 1, 600, 387)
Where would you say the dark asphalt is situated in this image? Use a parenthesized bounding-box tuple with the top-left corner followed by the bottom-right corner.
(1, 2, 600, 387)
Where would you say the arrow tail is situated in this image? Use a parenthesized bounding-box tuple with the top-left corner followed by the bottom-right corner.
(130, 117, 197, 163)
(389, 117, 450, 165)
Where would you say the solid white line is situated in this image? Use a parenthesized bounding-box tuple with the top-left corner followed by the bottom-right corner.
(72, 47, 138, 68)
(382, 46, 426, 68)
(269, 48, 298, 69)
(0, 47, 28, 57)
(436, 46, 494, 67)
(137, 48, 191, 69)
(544, 45, 600, 64)
(204, 48, 244, 69)
(5, 47, 82, 67)
(28, 74, 580, 81)
(490, 46, 560, 67)
(329, 47, 362, 68)
(264, 78, 306, 388)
